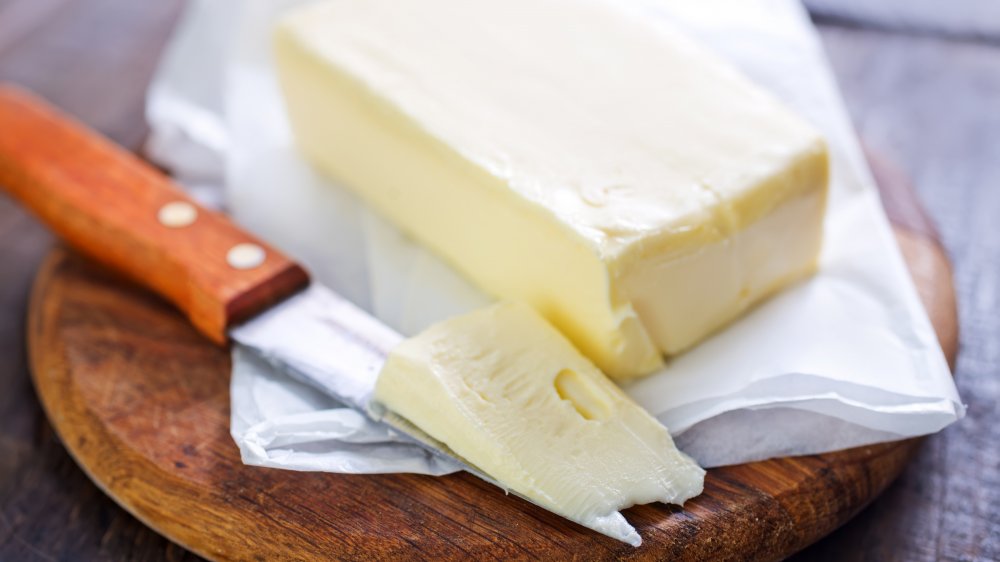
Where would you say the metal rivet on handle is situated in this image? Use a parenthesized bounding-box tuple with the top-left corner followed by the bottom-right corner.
(157, 201, 198, 228)
(227, 243, 266, 270)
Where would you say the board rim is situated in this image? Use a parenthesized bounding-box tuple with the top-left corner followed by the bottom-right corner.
(26, 215, 957, 560)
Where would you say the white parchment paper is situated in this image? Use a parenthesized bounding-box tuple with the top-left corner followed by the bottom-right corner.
(146, 0, 963, 471)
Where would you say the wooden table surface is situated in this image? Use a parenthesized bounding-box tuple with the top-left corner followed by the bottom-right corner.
(0, 1, 997, 560)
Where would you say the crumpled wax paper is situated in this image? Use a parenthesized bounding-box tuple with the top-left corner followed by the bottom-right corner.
(145, 0, 963, 471)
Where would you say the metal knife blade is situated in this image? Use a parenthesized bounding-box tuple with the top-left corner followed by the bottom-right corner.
(230, 283, 399, 412)
(229, 283, 504, 486)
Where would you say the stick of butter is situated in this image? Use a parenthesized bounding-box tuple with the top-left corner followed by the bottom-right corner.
(274, 0, 828, 379)
(373, 302, 705, 546)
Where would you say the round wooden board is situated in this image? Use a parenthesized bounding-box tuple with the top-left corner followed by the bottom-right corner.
(26, 159, 957, 561)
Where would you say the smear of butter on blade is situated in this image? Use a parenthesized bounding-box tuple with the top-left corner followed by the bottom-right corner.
(372, 302, 705, 545)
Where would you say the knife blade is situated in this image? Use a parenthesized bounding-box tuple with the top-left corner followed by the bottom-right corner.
(0, 84, 502, 488)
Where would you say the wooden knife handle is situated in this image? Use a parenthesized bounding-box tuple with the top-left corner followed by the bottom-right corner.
(0, 85, 309, 344)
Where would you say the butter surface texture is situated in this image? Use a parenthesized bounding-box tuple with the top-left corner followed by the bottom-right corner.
(373, 302, 705, 546)
(274, 0, 828, 378)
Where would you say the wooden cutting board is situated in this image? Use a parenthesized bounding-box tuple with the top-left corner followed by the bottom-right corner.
(26, 156, 957, 561)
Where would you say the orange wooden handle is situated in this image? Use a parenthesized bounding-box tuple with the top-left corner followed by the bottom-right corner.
(0, 85, 309, 344)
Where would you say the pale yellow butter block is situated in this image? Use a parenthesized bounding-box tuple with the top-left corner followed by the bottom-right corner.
(274, 0, 828, 379)
(373, 301, 705, 546)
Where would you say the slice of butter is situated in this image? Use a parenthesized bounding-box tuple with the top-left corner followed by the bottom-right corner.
(373, 302, 705, 546)
(274, 0, 828, 379)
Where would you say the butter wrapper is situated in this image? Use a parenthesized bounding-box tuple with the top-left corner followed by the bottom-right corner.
(146, 0, 963, 471)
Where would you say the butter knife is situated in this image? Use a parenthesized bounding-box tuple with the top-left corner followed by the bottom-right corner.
(0, 85, 495, 487)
